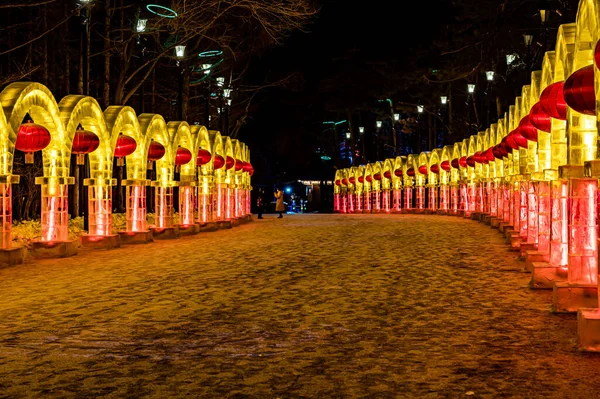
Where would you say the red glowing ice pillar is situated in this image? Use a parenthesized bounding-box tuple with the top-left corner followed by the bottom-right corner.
(178, 184, 195, 227)
(154, 185, 174, 228)
(439, 186, 449, 213)
(526, 181, 538, 246)
(450, 186, 459, 215)
(197, 178, 212, 224)
(87, 181, 113, 236)
(537, 181, 551, 255)
(341, 191, 348, 214)
(489, 182, 498, 217)
(459, 184, 468, 215)
(334, 194, 340, 212)
(0, 180, 14, 249)
(465, 184, 476, 217)
(364, 190, 371, 212)
(39, 178, 70, 242)
(502, 182, 511, 224)
(382, 190, 391, 213)
(483, 181, 491, 214)
(549, 180, 568, 267)
(475, 183, 483, 214)
(393, 189, 401, 212)
(567, 178, 598, 285)
(404, 187, 413, 211)
(126, 183, 147, 232)
(518, 181, 528, 241)
(355, 192, 363, 212)
(415, 186, 425, 212)
(373, 189, 381, 212)
(427, 186, 437, 212)
(225, 185, 233, 220)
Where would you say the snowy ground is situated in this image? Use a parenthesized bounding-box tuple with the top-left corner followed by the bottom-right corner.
(0, 213, 598, 398)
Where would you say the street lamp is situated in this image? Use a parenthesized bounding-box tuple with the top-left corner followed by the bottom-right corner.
(175, 45, 186, 58)
(540, 9, 549, 24)
(506, 54, 517, 65)
(440, 96, 448, 104)
(486, 71, 494, 81)
(216, 77, 225, 87)
(359, 126, 365, 134)
(523, 34, 533, 46)
(417, 105, 424, 113)
(467, 84, 475, 94)
(376, 120, 382, 129)
(202, 63, 212, 75)
(346, 132, 351, 139)
(393, 113, 400, 122)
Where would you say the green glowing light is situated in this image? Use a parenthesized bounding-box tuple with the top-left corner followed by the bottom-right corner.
(320, 156, 332, 161)
(199, 50, 223, 58)
(146, 4, 178, 18)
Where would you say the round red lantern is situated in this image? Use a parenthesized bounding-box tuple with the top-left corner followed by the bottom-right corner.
(384, 171, 391, 179)
(225, 156, 235, 170)
(249, 167, 254, 176)
(72, 125, 99, 165)
(484, 147, 494, 162)
(459, 156, 467, 168)
(451, 158, 460, 169)
(335, 179, 341, 186)
(505, 133, 519, 150)
(374, 172, 382, 181)
(563, 65, 595, 116)
(407, 167, 415, 176)
(492, 145, 502, 160)
(342, 178, 348, 186)
(358, 176, 364, 183)
(213, 154, 225, 169)
(147, 140, 166, 169)
(234, 159, 244, 171)
(529, 102, 551, 132)
(349, 176, 356, 184)
(513, 130, 528, 148)
(430, 164, 440, 174)
(441, 160, 451, 172)
(473, 151, 483, 164)
(114, 133, 137, 158)
(466, 155, 475, 167)
(16, 120, 51, 164)
(366, 175, 373, 182)
(197, 149, 211, 166)
(519, 115, 538, 142)
(539, 81, 567, 120)
(394, 168, 403, 177)
(244, 162, 253, 172)
(175, 146, 192, 166)
(418, 165, 428, 174)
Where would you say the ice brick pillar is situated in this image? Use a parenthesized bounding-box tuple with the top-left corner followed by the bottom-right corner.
(334, 193, 340, 212)
(86, 178, 114, 236)
(526, 181, 538, 246)
(537, 180, 551, 255)
(364, 190, 371, 213)
(226, 184, 233, 220)
(549, 180, 569, 267)
(475, 182, 483, 214)
(459, 184, 467, 215)
(154, 185, 174, 228)
(381, 190, 390, 213)
(450, 185, 459, 215)
(465, 183, 476, 217)
(348, 191, 355, 213)
(215, 183, 226, 220)
(502, 181, 511, 224)
(355, 191, 363, 212)
(415, 187, 425, 212)
(427, 186, 437, 213)
(178, 184, 195, 227)
(125, 182, 147, 232)
(392, 189, 401, 212)
(404, 187, 413, 211)
(198, 176, 213, 224)
(37, 177, 72, 242)
(341, 190, 348, 214)
(372, 189, 381, 212)
(439, 186, 449, 213)
(567, 178, 598, 285)
(489, 181, 498, 217)
(0, 176, 17, 249)
(518, 180, 528, 240)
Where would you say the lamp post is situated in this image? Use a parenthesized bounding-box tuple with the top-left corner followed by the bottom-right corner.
(175, 45, 186, 120)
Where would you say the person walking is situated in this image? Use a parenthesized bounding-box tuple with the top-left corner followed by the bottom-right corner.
(256, 188, 265, 219)
(275, 187, 285, 218)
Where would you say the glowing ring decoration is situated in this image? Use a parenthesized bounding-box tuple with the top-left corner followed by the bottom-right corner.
(199, 50, 223, 58)
(146, 4, 178, 18)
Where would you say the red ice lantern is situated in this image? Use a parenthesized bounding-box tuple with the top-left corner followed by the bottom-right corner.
(16, 120, 51, 164)
(225, 156, 235, 170)
(466, 155, 475, 167)
(349, 176, 356, 184)
(519, 115, 538, 142)
(243, 162, 253, 172)
(451, 158, 459, 169)
(529, 102, 551, 133)
(595, 40, 600, 69)
(147, 140, 165, 169)
(394, 168, 403, 177)
(374, 172, 382, 181)
(539, 81, 567, 120)
(505, 133, 519, 150)
(513, 129, 528, 148)
(384, 171, 391, 179)
(484, 147, 494, 163)
(335, 179, 341, 186)
(492, 145, 502, 160)
(235, 159, 244, 171)
(418, 165, 428, 175)
(196, 149, 212, 166)
(430, 164, 440, 174)
(406, 167, 415, 176)
(342, 178, 348, 186)
(358, 176, 364, 183)
(366, 175, 373, 182)
(175, 146, 192, 166)
(473, 151, 483, 164)
(249, 167, 254, 176)
(441, 160, 451, 172)
(213, 154, 225, 169)
(71, 125, 99, 165)
(114, 133, 137, 166)
(459, 156, 467, 168)
(563, 65, 596, 116)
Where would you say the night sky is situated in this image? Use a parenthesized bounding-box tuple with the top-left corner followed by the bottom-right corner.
(239, 1, 455, 187)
